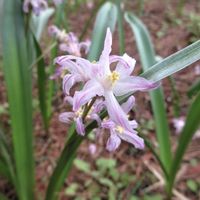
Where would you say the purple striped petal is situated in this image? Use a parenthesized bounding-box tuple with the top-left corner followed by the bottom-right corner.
(129, 120, 138, 129)
(75, 117, 85, 136)
(110, 53, 136, 77)
(99, 28, 112, 75)
(101, 119, 115, 129)
(114, 76, 159, 96)
(62, 74, 81, 95)
(59, 112, 74, 124)
(106, 132, 121, 152)
(121, 96, 135, 114)
(104, 91, 132, 132)
(73, 80, 103, 111)
(118, 130, 144, 149)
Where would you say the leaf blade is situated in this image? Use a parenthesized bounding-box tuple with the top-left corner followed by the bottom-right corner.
(125, 12, 172, 173)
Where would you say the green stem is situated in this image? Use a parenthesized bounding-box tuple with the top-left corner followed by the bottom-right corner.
(82, 97, 96, 121)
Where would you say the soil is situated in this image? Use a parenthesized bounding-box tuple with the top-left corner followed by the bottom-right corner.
(0, 0, 200, 200)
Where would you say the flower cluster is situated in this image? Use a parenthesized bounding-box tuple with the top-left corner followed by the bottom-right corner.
(48, 25, 90, 57)
(56, 28, 158, 151)
(23, 0, 63, 15)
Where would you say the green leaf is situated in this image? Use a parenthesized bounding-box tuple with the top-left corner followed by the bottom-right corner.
(64, 183, 79, 196)
(116, 0, 125, 54)
(187, 179, 198, 192)
(45, 134, 83, 200)
(96, 158, 116, 170)
(188, 78, 200, 98)
(124, 13, 200, 83)
(74, 158, 91, 173)
(125, 12, 172, 174)
(167, 92, 200, 196)
(88, 1, 118, 61)
(1, 1, 34, 199)
(140, 40, 200, 82)
(33, 36, 48, 131)
(31, 8, 54, 41)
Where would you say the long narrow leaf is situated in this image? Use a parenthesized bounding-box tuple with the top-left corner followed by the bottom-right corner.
(33, 36, 48, 131)
(125, 12, 172, 174)
(88, 1, 118, 61)
(167, 92, 200, 196)
(1, 1, 34, 199)
(140, 39, 200, 82)
(116, 0, 125, 54)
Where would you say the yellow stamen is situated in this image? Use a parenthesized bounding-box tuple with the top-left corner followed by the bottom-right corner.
(108, 71, 120, 84)
(92, 60, 97, 63)
(116, 125, 124, 134)
(75, 108, 83, 117)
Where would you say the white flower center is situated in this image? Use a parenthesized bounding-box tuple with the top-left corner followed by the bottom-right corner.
(75, 108, 83, 117)
(115, 125, 124, 134)
(108, 71, 120, 84)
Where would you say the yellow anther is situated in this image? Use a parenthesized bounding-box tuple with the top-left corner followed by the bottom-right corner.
(108, 71, 120, 84)
(92, 60, 97, 63)
(75, 108, 83, 117)
(116, 125, 124, 134)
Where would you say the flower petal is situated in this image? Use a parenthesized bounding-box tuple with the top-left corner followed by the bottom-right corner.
(62, 74, 82, 95)
(101, 119, 115, 129)
(129, 120, 138, 129)
(59, 112, 74, 124)
(104, 91, 133, 132)
(119, 130, 144, 149)
(99, 28, 112, 75)
(73, 80, 103, 111)
(114, 76, 159, 96)
(79, 40, 91, 54)
(121, 96, 135, 114)
(110, 53, 136, 77)
(106, 132, 121, 152)
(75, 117, 85, 136)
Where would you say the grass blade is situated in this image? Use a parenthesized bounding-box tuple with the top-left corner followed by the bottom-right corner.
(33, 36, 48, 131)
(1, 1, 34, 199)
(88, 1, 118, 61)
(116, 0, 125, 55)
(167, 92, 200, 197)
(125, 12, 172, 173)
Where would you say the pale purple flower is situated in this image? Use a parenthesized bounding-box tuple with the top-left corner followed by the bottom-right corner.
(23, 0, 48, 15)
(59, 98, 103, 136)
(102, 96, 142, 151)
(172, 117, 185, 134)
(89, 144, 97, 155)
(172, 117, 200, 139)
(56, 28, 158, 150)
(49, 25, 90, 57)
(56, 28, 159, 151)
